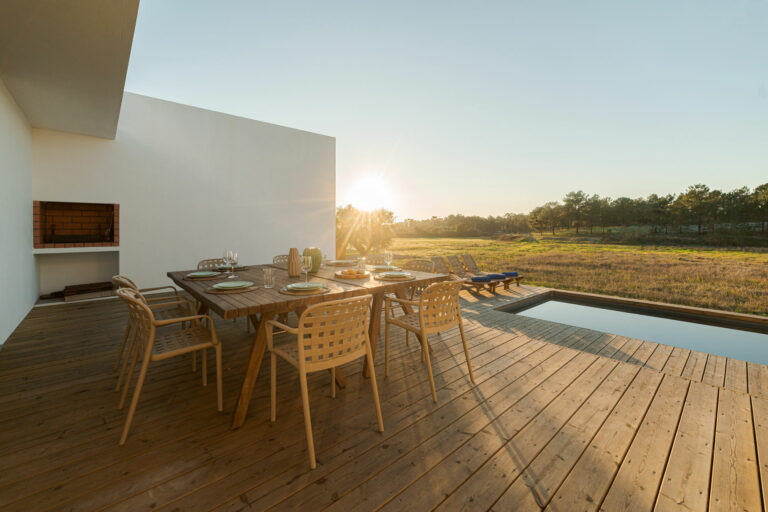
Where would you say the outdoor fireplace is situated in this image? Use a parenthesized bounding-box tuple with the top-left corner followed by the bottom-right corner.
(33, 201, 119, 248)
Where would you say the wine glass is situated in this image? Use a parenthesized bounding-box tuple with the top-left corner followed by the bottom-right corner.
(384, 250, 393, 267)
(301, 255, 312, 283)
(222, 250, 232, 278)
(229, 251, 238, 279)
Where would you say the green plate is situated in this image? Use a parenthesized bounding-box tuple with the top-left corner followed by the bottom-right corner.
(373, 265, 399, 271)
(287, 282, 324, 290)
(380, 271, 410, 278)
(330, 260, 357, 266)
(187, 271, 219, 278)
(213, 281, 254, 290)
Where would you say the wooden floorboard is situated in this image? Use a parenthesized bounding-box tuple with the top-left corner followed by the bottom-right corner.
(0, 285, 765, 511)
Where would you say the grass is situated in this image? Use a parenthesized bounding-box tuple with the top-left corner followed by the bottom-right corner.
(390, 237, 768, 316)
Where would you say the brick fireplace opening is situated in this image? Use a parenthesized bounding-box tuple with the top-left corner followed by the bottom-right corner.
(33, 201, 119, 248)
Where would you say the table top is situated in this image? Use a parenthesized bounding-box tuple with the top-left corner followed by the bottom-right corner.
(167, 263, 448, 319)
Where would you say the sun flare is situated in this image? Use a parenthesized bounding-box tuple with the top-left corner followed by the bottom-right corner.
(344, 174, 396, 212)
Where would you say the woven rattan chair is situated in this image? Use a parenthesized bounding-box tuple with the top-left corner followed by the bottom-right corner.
(384, 281, 474, 402)
(112, 275, 194, 381)
(446, 255, 498, 293)
(272, 254, 289, 268)
(430, 256, 453, 275)
(116, 288, 222, 445)
(267, 295, 384, 469)
(461, 253, 523, 288)
(197, 258, 226, 270)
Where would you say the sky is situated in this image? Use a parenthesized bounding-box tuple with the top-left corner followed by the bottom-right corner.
(125, 0, 768, 220)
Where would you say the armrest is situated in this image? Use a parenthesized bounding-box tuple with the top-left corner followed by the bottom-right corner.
(148, 299, 194, 309)
(266, 319, 298, 334)
(385, 296, 419, 307)
(140, 286, 179, 296)
(154, 314, 210, 327)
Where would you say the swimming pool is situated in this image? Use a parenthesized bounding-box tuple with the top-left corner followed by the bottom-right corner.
(509, 297, 768, 365)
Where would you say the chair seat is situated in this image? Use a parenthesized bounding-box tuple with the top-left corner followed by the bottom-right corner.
(386, 311, 422, 333)
(152, 326, 214, 361)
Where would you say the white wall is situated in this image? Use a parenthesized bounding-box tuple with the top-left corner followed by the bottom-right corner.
(32, 93, 335, 289)
(0, 79, 36, 344)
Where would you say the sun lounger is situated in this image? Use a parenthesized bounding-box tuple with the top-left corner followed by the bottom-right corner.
(461, 253, 524, 289)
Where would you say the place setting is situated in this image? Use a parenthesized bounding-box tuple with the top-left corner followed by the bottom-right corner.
(280, 254, 331, 295)
(206, 280, 258, 294)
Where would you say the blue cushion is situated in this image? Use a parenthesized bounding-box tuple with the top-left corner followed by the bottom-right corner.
(487, 273, 506, 279)
(471, 276, 491, 283)
(503, 271, 519, 277)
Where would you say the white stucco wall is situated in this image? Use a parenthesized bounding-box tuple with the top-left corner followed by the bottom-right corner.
(31, 93, 335, 290)
(0, 79, 36, 344)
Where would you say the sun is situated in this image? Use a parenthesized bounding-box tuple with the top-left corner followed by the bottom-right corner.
(343, 174, 396, 212)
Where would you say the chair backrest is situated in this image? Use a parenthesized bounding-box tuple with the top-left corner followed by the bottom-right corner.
(273, 254, 289, 268)
(297, 295, 373, 372)
(116, 288, 156, 357)
(404, 259, 434, 273)
(198, 258, 226, 270)
(418, 281, 463, 334)
(445, 255, 470, 277)
(112, 275, 138, 291)
(430, 256, 451, 274)
(366, 254, 386, 265)
(461, 254, 481, 273)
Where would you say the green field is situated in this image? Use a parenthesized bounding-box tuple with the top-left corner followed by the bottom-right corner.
(390, 237, 768, 316)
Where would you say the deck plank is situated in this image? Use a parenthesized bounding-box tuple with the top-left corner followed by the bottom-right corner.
(709, 388, 761, 511)
(654, 381, 718, 512)
(724, 358, 748, 394)
(751, 395, 768, 511)
(702, 354, 727, 388)
(600, 375, 689, 511)
(543, 368, 664, 511)
(490, 363, 641, 511)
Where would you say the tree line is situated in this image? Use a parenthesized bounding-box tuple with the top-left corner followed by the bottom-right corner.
(393, 183, 768, 241)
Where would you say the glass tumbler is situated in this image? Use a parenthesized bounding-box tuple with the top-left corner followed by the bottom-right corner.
(263, 268, 275, 289)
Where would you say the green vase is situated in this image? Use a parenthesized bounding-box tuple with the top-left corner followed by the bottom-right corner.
(303, 247, 323, 272)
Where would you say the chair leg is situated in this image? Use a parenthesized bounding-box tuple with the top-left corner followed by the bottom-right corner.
(120, 358, 150, 445)
(421, 334, 437, 402)
(215, 344, 223, 411)
(202, 348, 208, 387)
(114, 324, 131, 371)
(116, 329, 138, 392)
(405, 330, 409, 346)
(459, 321, 475, 384)
(365, 346, 384, 432)
(119, 341, 140, 409)
(384, 318, 391, 377)
(299, 371, 316, 469)
(270, 351, 277, 422)
(331, 367, 336, 398)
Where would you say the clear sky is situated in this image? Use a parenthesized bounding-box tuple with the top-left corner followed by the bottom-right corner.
(125, 1, 767, 220)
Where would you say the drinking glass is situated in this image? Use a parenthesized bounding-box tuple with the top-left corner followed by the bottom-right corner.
(229, 251, 238, 279)
(263, 268, 274, 289)
(358, 256, 366, 271)
(301, 255, 312, 283)
(222, 250, 232, 278)
(384, 251, 393, 267)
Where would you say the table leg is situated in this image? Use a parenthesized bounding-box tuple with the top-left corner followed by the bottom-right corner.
(362, 292, 384, 378)
(232, 312, 274, 429)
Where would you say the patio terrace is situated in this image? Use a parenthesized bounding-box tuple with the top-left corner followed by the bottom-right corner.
(0, 285, 766, 511)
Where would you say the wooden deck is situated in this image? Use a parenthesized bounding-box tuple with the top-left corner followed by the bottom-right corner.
(0, 285, 766, 511)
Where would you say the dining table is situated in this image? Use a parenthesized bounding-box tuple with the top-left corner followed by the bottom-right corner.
(167, 262, 448, 429)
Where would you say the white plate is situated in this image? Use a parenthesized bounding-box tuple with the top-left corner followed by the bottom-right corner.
(287, 282, 324, 290)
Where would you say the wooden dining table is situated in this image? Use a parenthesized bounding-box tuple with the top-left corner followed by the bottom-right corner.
(167, 263, 447, 429)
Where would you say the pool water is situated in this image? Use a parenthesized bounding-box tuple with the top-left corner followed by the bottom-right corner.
(517, 300, 768, 365)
